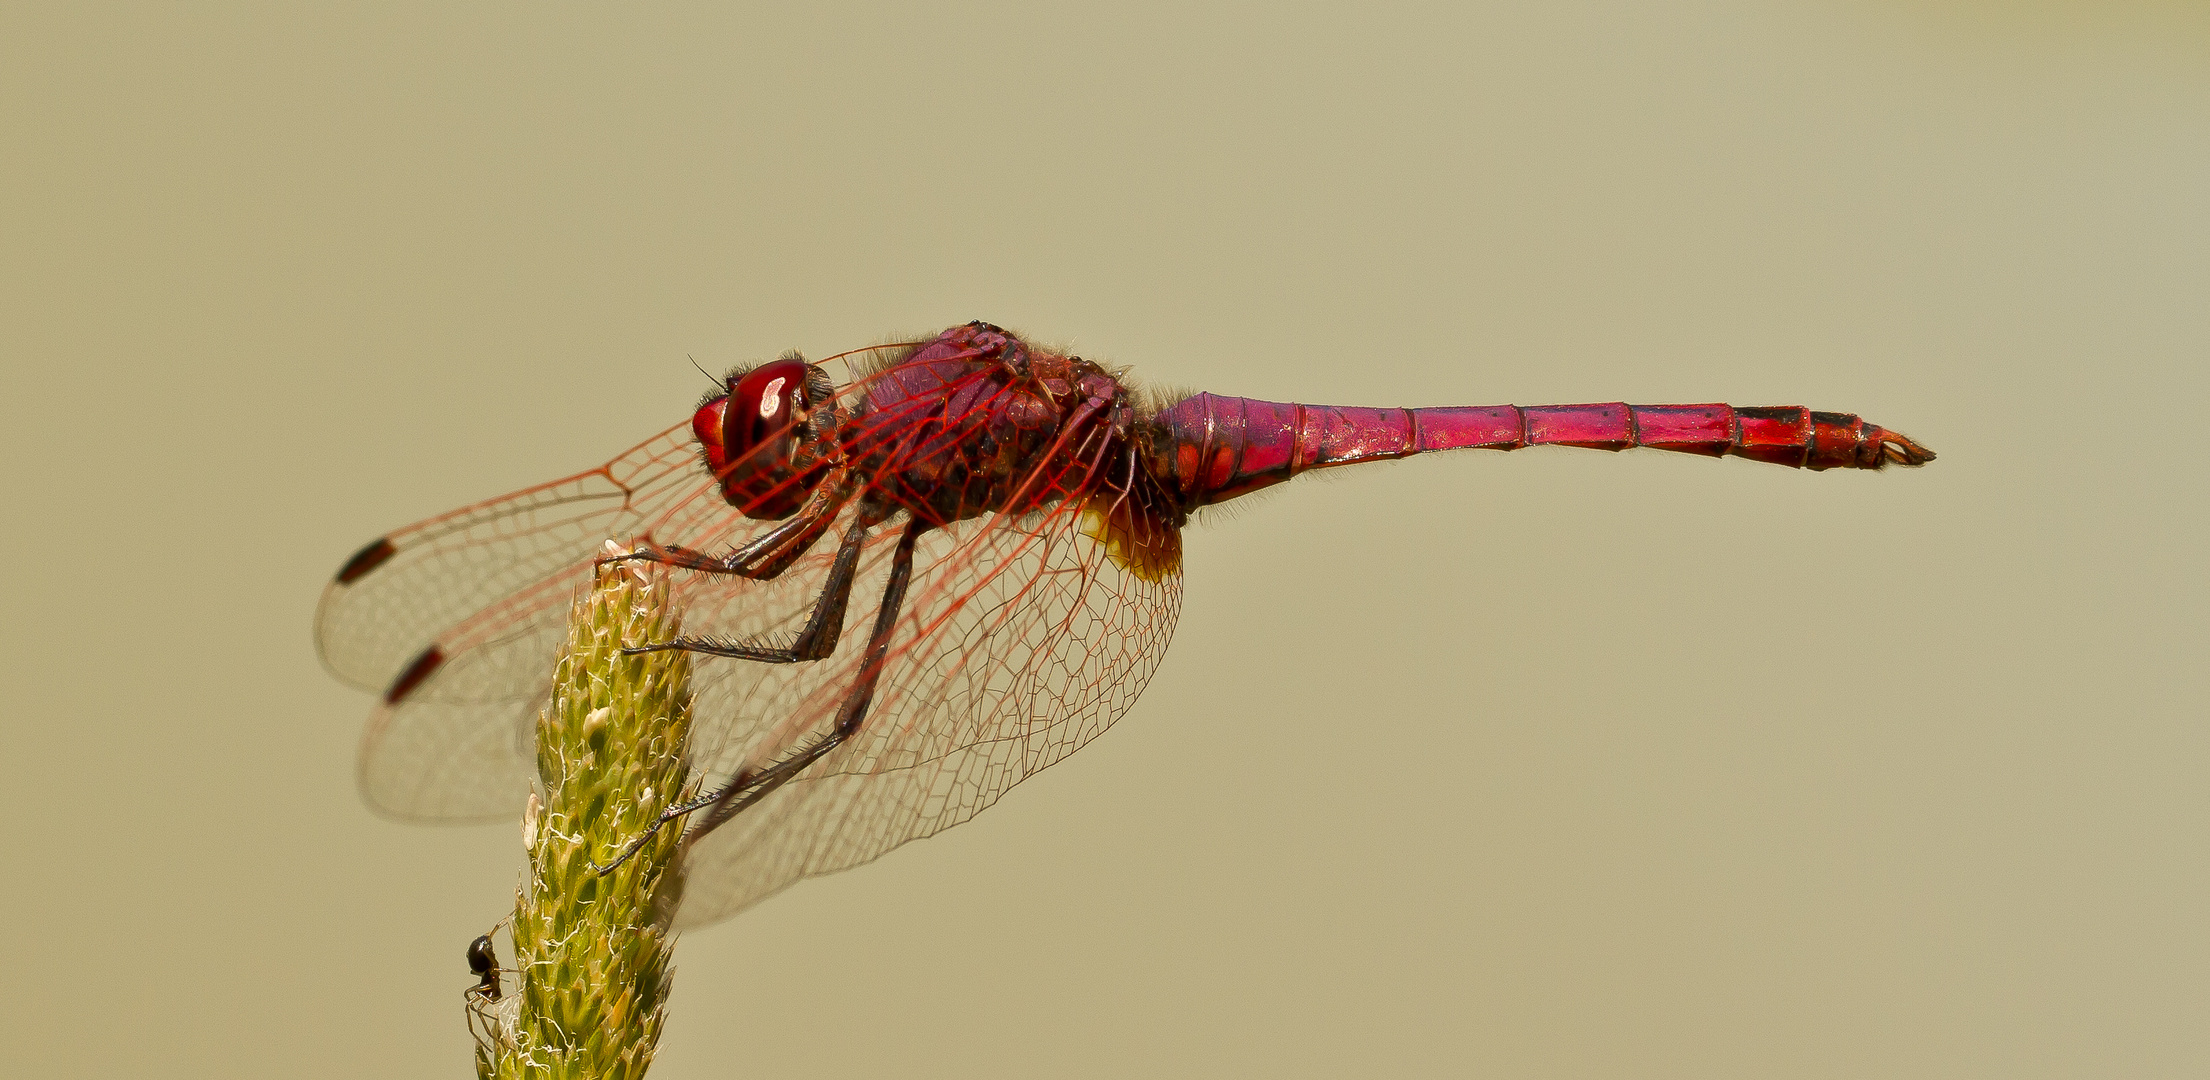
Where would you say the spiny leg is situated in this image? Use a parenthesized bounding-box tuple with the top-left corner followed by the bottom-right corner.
(609, 470, 852, 582)
(626, 505, 882, 665)
(595, 518, 925, 876)
(687, 519, 923, 840)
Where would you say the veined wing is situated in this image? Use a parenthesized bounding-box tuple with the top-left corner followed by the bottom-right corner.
(319, 348, 1000, 822)
(316, 420, 710, 695)
(316, 420, 752, 820)
(322, 356, 1004, 822)
(667, 492, 1184, 929)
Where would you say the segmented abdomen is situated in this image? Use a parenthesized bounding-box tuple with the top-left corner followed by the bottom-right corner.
(1149, 395, 1935, 507)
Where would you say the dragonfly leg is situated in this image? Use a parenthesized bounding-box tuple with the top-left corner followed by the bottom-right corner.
(610, 470, 853, 581)
(627, 504, 884, 664)
(689, 519, 923, 838)
(595, 519, 925, 875)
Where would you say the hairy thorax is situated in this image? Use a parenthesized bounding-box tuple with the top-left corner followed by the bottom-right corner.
(845, 323, 1184, 579)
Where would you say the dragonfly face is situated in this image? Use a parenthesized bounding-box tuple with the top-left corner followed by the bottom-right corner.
(692, 356, 840, 520)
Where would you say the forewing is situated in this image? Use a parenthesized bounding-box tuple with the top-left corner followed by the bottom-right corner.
(320, 421, 774, 820)
(325, 354, 959, 823)
(317, 422, 703, 692)
(668, 497, 1183, 929)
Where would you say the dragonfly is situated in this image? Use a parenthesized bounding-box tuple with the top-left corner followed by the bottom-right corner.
(316, 321, 1933, 929)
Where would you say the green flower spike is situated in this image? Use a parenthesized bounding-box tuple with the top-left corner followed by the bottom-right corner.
(476, 546, 693, 1080)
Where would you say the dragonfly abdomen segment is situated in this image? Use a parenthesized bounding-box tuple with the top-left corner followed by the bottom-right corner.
(1149, 395, 1935, 507)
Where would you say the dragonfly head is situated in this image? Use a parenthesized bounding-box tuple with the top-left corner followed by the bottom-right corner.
(695, 355, 837, 519)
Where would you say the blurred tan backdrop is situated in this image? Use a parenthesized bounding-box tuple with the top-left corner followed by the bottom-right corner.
(4, 3, 2205, 1077)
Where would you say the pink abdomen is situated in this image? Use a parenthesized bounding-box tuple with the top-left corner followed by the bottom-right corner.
(1149, 395, 1935, 507)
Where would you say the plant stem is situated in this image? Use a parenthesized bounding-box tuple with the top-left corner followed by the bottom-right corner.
(476, 553, 692, 1080)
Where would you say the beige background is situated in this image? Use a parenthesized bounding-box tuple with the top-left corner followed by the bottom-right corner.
(5, 3, 2205, 1077)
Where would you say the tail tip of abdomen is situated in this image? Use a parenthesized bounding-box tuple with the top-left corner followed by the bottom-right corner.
(1871, 428, 1936, 468)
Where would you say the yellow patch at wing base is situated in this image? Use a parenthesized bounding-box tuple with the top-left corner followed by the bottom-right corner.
(1080, 496, 1182, 582)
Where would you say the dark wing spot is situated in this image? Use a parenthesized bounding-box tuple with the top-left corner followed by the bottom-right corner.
(384, 646, 445, 705)
(335, 537, 397, 584)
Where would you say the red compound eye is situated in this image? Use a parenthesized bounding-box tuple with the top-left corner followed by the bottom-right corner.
(693, 358, 813, 519)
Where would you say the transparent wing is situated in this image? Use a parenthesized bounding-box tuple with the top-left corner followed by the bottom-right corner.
(320, 342, 1185, 916)
(666, 495, 1184, 929)
(316, 421, 706, 694)
(319, 350, 984, 823)
(317, 420, 783, 821)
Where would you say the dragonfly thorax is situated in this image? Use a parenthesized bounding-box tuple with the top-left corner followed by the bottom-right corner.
(828, 325, 1187, 580)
